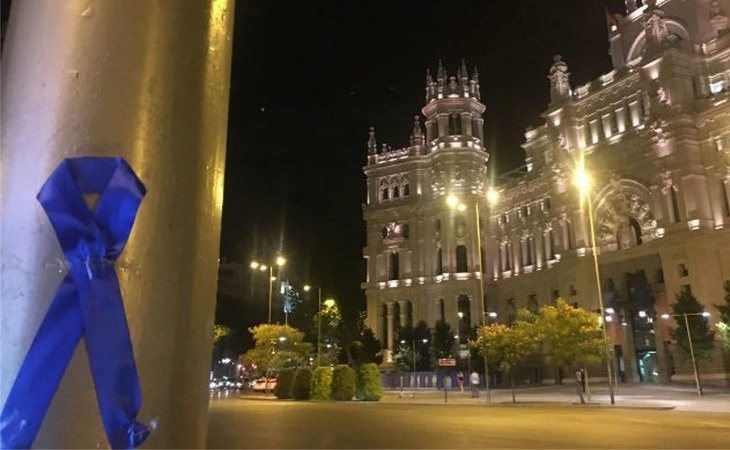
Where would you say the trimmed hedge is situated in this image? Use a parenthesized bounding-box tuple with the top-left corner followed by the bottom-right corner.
(310, 366, 333, 400)
(331, 365, 356, 401)
(292, 367, 313, 400)
(274, 369, 295, 399)
(356, 363, 382, 401)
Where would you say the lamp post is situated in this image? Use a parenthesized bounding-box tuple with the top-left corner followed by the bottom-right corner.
(661, 311, 710, 397)
(251, 256, 287, 324)
(303, 284, 324, 366)
(447, 189, 499, 403)
(575, 165, 616, 404)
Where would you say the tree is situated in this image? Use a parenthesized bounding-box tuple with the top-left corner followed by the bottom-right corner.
(292, 367, 313, 400)
(671, 291, 715, 361)
(241, 324, 313, 385)
(348, 327, 382, 367)
(331, 365, 356, 401)
(393, 324, 415, 371)
(471, 321, 537, 403)
(413, 321, 433, 371)
(213, 325, 232, 344)
(714, 281, 730, 351)
(431, 320, 455, 362)
(532, 299, 606, 375)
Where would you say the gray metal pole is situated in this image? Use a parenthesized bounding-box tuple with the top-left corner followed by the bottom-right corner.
(268, 265, 274, 324)
(317, 287, 322, 366)
(475, 202, 491, 402)
(683, 313, 703, 397)
(0, 1, 234, 447)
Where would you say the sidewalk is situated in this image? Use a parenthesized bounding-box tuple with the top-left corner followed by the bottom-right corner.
(380, 383, 730, 412)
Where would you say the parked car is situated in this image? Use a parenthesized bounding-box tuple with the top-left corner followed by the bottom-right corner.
(252, 377, 277, 392)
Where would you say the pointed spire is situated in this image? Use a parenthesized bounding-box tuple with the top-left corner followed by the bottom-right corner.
(437, 59, 445, 82)
(367, 126, 377, 156)
(411, 115, 424, 147)
(460, 59, 469, 86)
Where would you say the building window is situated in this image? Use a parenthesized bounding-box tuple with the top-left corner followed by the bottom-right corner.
(402, 224, 410, 239)
(656, 269, 665, 284)
(435, 219, 441, 233)
(629, 217, 643, 245)
(456, 245, 468, 272)
(457, 295, 471, 341)
(721, 181, 730, 217)
(552, 289, 560, 301)
(547, 229, 556, 260)
(448, 114, 462, 135)
(381, 187, 389, 201)
(403, 183, 410, 197)
(389, 252, 399, 280)
(564, 221, 573, 250)
(670, 188, 680, 223)
(381, 227, 388, 239)
(454, 215, 466, 238)
(525, 236, 534, 266)
(436, 248, 443, 275)
(506, 242, 513, 271)
(569, 284, 577, 296)
(589, 120, 600, 144)
(392, 185, 400, 198)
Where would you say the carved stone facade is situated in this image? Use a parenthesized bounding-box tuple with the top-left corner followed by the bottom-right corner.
(363, 0, 730, 383)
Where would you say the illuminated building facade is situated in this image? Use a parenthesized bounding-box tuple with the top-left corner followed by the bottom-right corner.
(363, 0, 730, 383)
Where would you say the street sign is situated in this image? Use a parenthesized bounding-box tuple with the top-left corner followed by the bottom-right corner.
(438, 358, 456, 367)
(458, 349, 470, 359)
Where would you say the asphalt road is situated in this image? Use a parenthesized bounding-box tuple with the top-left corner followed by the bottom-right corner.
(207, 398, 730, 449)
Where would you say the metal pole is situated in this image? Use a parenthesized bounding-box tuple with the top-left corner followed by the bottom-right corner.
(317, 287, 322, 366)
(412, 340, 417, 394)
(0, 1, 234, 446)
(586, 192, 616, 404)
(683, 313, 703, 397)
(475, 202, 491, 403)
(268, 265, 274, 324)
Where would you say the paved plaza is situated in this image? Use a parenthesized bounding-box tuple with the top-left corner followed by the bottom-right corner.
(208, 384, 730, 449)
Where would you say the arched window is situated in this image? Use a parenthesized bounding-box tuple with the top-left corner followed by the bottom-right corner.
(392, 185, 400, 198)
(436, 247, 443, 275)
(381, 186, 389, 201)
(548, 229, 556, 259)
(457, 295, 471, 342)
(389, 252, 399, 280)
(448, 114, 462, 135)
(629, 217, 643, 245)
(381, 227, 388, 239)
(403, 182, 410, 196)
(456, 245, 468, 272)
(564, 221, 573, 250)
(670, 187, 680, 223)
(525, 236, 534, 266)
(506, 242, 513, 270)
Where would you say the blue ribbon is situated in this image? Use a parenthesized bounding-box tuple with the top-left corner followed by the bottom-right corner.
(1, 157, 149, 449)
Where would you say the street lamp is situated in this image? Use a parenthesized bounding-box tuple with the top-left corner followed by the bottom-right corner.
(660, 311, 711, 397)
(447, 189, 498, 402)
(400, 337, 429, 395)
(303, 283, 325, 366)
(250, 255, 287, 324)
(574, 164, 616, 404)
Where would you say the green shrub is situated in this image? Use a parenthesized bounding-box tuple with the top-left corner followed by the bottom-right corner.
(292, 367, 313, 400)
(356, 363, 382, 401)
(331, 364, 356, 401)
(274, 369, 294, 399)
(310, 366, 333, 400)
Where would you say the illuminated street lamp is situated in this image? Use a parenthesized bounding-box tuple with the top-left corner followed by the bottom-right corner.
(446, 190, 495, 402)
(661, 312, 711, 397)
(250, 255, 287, 324)
(574, 163, 616, 405)
(303, 283, 325, 366)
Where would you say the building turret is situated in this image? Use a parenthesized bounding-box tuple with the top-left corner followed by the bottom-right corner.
(548, 55, 571, 106)
(410, 116, 424, 147)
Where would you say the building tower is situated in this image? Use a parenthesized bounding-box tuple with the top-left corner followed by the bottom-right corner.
(362, 60, 489, 358)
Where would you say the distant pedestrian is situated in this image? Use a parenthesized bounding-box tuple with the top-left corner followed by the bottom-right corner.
(457, 371, 464, 393)
(470, 371, 480, 398)
(575, 368, 585, 404)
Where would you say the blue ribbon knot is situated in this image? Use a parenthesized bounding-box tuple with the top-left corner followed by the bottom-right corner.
(1, 157, 149, 449)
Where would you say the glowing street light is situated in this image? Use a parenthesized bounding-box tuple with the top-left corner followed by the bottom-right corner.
(661, 311, 711, 396)
(250, 255, 288, 324)
(486, 187, 500, 205)
(303, 285, 311, 292)
(324, 298, 336, 308)
(446, 194, 459, 208)
(574, 162, 616, 405)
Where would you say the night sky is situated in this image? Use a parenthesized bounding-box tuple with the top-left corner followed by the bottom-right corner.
(219, 0, 623, 342)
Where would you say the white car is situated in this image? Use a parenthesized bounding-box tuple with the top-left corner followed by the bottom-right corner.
(252, 377, 277, 392)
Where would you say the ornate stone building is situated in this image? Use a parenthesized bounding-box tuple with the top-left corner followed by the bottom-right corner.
(363, 0, 730, 383)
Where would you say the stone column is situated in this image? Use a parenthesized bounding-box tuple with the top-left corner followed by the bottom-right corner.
(0, 1, 234, 447)
(386, 303, 395, 351)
